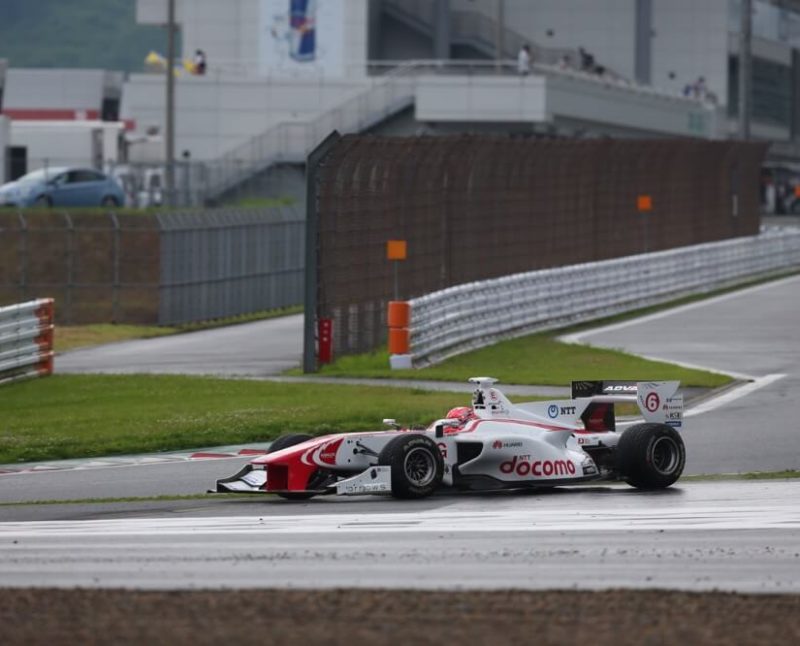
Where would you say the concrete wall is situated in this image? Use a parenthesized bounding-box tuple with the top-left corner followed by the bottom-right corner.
(650, 0, 729, 104)
(3, 69, 108, 111)
(121, 73, 366, 160)
(10, 122, 125, 171)
(415, 72, 719, 139)
(416, 75, 547, 122)
(136, 0, 368, 79)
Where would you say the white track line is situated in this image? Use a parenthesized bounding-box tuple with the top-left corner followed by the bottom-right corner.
(558, 276, 797, 416)
(685, 374, 786, 417)
(2, 501, 799, 536)
(559, 273, 800, 345)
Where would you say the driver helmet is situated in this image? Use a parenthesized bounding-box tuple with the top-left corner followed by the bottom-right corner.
(446, 406, 474, 423)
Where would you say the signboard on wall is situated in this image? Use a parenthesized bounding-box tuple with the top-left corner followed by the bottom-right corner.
(259, 0, 344, 78)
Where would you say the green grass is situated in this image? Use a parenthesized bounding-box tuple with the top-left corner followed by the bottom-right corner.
(306, 333, 731, 388)
(56, 324, 177, 353)
(0, 375, 472, 463)
(233, 196, 296, 208)
(300, 270, 800, 387)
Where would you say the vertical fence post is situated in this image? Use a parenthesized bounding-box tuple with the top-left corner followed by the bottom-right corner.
(63, 211, 75, 325)
(110, 211, 121, 323)
(303, 130, 341, 373)
(17, 211, 27, 302)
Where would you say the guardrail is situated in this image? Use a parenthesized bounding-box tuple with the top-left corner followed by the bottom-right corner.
(0, 299, 55, 386)
(408, 229, 800, 367)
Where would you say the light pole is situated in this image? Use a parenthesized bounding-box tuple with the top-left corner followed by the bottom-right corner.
(738, 0, 752, 140)
(495, 0, 504, 73)
(165, 0, 177, 206)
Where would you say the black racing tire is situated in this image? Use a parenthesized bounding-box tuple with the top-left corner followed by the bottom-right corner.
(378, 434, 444, 499)
(33, 195, 52, 207)
(101, 195, 120, 207)
(268, 433, 313, 454)
(616, 423, 685, 489)
(268, 433, 318, 500)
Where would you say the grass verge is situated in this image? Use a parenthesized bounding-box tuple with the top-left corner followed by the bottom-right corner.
(300, 270, 800, 387)
(0, 374, 472, 463)
(306, 334, 730, 387)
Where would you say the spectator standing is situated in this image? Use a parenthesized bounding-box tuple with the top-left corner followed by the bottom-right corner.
(517, 44, 531, 76)
(578, 47, 594, 72)
(193, 49, 207, 75)
(694, 76, 707, 99)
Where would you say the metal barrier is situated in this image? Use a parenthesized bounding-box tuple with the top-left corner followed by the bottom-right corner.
(157, 207, 305, 325)
(0, 207, 304, 326)
(409, 229, 800, 366)
(0, 298, 54, 385)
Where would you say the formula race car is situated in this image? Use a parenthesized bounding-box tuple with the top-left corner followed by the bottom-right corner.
(215, 377, 686, 500)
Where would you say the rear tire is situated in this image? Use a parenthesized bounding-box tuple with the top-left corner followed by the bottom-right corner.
(102, 196, 119, 207)
(378, 434, 444, 499)
(268, 433, 318, 500)
(616, 423, 685, 489)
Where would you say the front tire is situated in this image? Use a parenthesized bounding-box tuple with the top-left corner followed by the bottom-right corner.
(268, 433, 318, 500)
(616, 423, 685, 489)
(33, 195, 52, 207)
(102, 196, 120, 207)
(378, 434, 444, 499)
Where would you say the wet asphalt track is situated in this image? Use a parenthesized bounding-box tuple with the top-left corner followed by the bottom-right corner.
(2, 271, 800, 591)
(1, 480, 798, 592)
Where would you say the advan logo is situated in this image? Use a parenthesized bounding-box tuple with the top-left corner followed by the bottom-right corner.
(499, 456, 576, 477)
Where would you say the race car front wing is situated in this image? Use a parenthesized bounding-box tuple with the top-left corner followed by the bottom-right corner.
(215, 464, 393, 496)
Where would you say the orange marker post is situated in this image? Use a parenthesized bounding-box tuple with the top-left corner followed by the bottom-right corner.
(386, 240, 411, 368)
(637, 195, 653, 254)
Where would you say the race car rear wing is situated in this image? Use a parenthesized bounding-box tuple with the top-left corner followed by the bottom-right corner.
(571, 380, 683, 429)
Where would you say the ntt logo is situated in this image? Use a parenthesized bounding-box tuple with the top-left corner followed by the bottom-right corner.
(547, 404, 559, 418)
(499, 456, 576, 477)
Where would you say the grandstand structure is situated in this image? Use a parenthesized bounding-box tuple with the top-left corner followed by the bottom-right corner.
(2, 0, 799, 205)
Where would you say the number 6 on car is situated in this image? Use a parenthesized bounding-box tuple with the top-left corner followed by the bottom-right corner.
(215, 377, 686, 500)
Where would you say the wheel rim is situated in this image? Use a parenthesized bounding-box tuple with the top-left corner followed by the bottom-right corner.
(403, 447, 436, 487)
(650, 436, 680, 475)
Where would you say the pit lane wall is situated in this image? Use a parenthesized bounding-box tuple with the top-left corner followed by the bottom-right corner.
(408, 229, 800, 366)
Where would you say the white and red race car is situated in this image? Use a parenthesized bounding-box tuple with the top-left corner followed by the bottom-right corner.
(215, 377, 685, 500)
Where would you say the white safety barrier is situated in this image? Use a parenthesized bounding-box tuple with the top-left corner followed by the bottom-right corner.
(409, 229, 800, 366)
(0, 299, 55, 385)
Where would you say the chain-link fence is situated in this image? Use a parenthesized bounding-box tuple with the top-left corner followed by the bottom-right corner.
(0, 206, 304, 326)
(157, 206, 304, 325)
(310, 135, 767, 360)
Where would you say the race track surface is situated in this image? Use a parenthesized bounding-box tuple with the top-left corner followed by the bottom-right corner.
(4, 271, 800, 600)
(1, 480, 798, 592)
(56, 314, 304, 377)
(562, 273, 800, 475)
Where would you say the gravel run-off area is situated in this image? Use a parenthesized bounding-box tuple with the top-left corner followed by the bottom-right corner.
(2, 588, 799, 645)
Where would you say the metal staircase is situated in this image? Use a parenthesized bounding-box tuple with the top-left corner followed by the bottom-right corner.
(202, 64, 417, 204)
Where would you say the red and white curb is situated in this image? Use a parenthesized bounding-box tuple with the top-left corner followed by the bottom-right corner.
(0, 446, 269, 477)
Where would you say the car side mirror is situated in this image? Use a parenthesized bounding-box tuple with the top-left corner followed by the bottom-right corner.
(382, 418, 399, 429)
